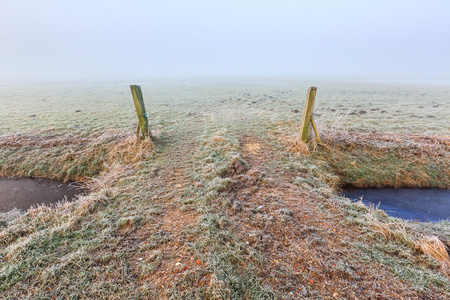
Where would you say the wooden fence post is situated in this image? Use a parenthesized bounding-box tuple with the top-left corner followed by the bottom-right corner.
(130, 85, 150, 139)
(299, 87, 321, 143)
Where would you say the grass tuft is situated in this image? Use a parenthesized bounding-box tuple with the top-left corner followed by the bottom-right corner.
(416, 236, 450, 276)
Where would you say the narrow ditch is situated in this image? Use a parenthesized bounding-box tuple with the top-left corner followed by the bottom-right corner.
(343, 187, 450, 222)
(0, 177, 85, 212)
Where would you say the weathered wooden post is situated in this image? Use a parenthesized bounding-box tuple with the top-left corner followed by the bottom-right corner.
(299, 87, 321, 143)
(130, 85, 150, 139)
(310, 116, 322, 144)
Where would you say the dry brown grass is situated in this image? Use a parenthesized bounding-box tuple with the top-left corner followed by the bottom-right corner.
(321, 129, 450, 150)
(370, 220, 415, 247)
(360, 201, 450, 277)
(0, 135, 93, 148)
(416, 236, 450, 276)
(363, 204, 450, 277)
(0, 131, 155, 182)
(106, 134, 154, 165)
(315, 129, 450, 188)
(275, 133, 309, 155)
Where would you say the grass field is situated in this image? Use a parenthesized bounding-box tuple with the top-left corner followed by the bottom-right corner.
(0, 79, 449, 298)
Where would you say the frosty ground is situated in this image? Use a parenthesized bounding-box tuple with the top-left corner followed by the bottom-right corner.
(0, 80, 449, 299)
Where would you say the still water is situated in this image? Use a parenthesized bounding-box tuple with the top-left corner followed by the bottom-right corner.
(0, 178, 83, 212)
(344, 188, 450, 222)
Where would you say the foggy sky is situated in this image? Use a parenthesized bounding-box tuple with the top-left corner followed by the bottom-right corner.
(1, 0, 450, 83)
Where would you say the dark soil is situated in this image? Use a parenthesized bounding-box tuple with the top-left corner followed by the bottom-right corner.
(0, 177, 83, 212)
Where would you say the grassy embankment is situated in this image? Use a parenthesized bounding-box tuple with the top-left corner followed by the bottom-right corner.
(0, 81, 449, 298)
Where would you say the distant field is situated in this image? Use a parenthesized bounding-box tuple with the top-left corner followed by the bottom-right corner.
(0, 80, 449, 136)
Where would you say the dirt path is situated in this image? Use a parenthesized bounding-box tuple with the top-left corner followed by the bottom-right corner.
(220, 134, 442, 299)
(117, 131, 203, 296)
(116, 131, 447, 298)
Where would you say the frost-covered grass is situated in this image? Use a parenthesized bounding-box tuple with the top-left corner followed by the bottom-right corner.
(1, 80, 448, 136)
(0, 79, 449, 298)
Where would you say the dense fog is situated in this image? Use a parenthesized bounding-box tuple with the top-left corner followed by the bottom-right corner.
(1, 1, 449, 83)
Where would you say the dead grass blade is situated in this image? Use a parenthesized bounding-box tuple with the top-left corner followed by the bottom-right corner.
(282, 136, 309, 154)
(370, 220, 414, 248)
(415, 236, 450, 276)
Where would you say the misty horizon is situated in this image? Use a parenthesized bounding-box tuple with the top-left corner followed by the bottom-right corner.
(1, 1, 450, 84)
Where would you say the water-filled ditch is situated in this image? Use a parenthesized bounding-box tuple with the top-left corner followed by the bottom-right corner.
(0, 177, 84, 212)
(343, 187, 450, 222)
